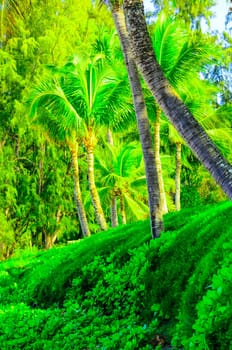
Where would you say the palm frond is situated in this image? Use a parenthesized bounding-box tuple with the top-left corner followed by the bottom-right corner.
(29, 79, 82, 142)
(152, 13, 187, 73)
(152, 12, 220, 90)
(95, 74, 134, 129)
(115, 143, 142, 177)
(207, 128, 232, 157)
(130, 176, 147, 188)
(168, 41, 214, 87)
(124, 193, 148, 220)
(55, 55, 133, 130)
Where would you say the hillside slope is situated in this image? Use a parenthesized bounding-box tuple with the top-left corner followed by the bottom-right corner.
(0, 201, 232, 349)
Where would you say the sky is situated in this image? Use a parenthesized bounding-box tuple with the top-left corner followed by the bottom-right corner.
(143, 0, 229, 32)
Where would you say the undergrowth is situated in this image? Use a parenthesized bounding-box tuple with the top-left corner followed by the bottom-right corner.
(0, 201, 232, 349)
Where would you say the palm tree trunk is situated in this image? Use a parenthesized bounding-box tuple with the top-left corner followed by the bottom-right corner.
(119, 193, 127, 224)
(68, 140, 91, 238)
(85, 136, 108, 231)
(107, 128, 118, 226)
(175, 142, 182, 211)
(112, 4, 163, 238)
(123, 0, 232, 200)
(111, 195, 119, 227)
(154, 107, 168, 214)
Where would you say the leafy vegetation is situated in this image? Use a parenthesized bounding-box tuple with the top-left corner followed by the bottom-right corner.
(0, 201, 232, 348)
(0, 0, 231, 251)
(0, 1, 232, 348)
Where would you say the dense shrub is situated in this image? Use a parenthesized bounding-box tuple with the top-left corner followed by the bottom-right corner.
(188, 250, 232, 349)
(0, 201, 232, 349)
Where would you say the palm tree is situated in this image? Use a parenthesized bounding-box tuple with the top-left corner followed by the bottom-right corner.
(100, 0, 163, 238)
(146, 13, 221, 212)
(29, 81, 91, 237)
(95, 141, 149, 226)
(123, 0, 232, 200)
(70, 55, 132, 231)
(29, 55, 132, 232)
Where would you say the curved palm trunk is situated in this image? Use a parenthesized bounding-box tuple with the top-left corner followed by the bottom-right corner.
(123, 0, 232, 200)
(175, 142, 182, 211)
(154, 107, 168, 214)
(68, 140, 91, 237)
(112, 4, 163, 238)
(85, 135, 108, 231)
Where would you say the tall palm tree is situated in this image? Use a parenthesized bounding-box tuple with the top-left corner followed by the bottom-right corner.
(123, 0, 232, 200)
(70, 55, 132, 231)
(146, 13, 221, 212)
(100, 0, 163, 238)
(29, 81, 91, 237)
(29, 55, 131, 232)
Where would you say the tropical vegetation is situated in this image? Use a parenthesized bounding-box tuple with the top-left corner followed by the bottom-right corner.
(1, 201, 232, 349)
(0, 0, 232, 348)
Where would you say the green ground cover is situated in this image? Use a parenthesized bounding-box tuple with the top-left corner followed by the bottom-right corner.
(1, 201, 232, 349)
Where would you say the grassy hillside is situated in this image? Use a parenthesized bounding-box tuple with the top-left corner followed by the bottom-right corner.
(1, 201, 232, 349)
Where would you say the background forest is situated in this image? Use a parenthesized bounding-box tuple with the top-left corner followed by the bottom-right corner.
(0, 0, 232, 258)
